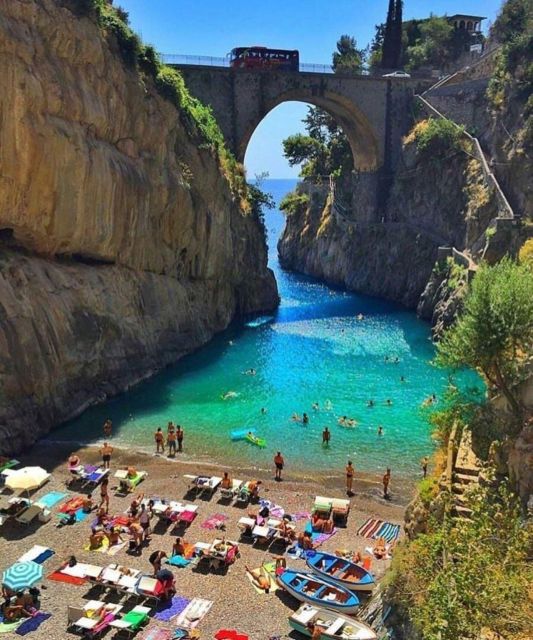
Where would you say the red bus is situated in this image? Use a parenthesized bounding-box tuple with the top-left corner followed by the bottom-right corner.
(229, 47, 299, 71)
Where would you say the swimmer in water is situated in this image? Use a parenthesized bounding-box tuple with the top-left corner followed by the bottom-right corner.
(377, 425, 384, 436)
(261, 407, 267, 415)
(222, 391, 238, 400)
(386, 399, 393, 406)
(244, 368, 256, 376)
(325, 400, 333, 411)
(302, 413, 309, 424)
(400, 376, 406, 382)
(291, 413, 301, 422)
(367, 400, 375, 408)
(356, 313, 364, 321)
(338, 416, 347, 425)
(312, 402, 320, 411)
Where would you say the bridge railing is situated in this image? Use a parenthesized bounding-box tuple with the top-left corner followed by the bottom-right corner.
(161, 53, 337, 73)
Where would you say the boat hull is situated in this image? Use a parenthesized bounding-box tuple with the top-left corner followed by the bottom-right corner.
(306, 552, 375, 592)
(288, 604, 377, 639)
(276, 570, 359, 615)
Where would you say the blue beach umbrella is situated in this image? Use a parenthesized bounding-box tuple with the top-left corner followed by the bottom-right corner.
(2, 561, 43, 590)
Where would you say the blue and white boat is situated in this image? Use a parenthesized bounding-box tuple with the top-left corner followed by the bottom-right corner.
(306, 551, 375, 592)
(276, 569, 359, 614)
(289, 604, 377, 639)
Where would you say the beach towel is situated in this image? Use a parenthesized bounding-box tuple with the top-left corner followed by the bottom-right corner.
(373, 521, 401, 543)
(292, 511, 310, 522)
(36, 491, 67, 509)
(47, 569, 86, 585)
(17, 545, 54, 565)
(167, 555, 190, 568)
(111, 515, 131, 527)
(304, 521, 337, 545)
(357, 517, 384, 538)
(259, 499, 284, 518)
(246, 562, 279, 594)
(174, 598, 213, 629)
(84, 536, 110, 553)
(154, 595, 190, 622)
(139, 627, 173, 640)
(106, 541, 126, 556)
(58, 496, 85, 513)
(15, 613, 51, 636)
(0, 620, 23, 634)
(200, 513, 228, 530)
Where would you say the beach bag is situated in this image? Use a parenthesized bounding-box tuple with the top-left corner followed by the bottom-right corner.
(68, 555, 77, 567)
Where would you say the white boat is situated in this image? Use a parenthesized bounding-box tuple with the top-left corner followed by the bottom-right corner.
(289, 603, 377, 639)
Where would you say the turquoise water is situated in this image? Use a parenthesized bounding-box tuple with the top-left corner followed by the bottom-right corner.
(50, 179, 481, 477)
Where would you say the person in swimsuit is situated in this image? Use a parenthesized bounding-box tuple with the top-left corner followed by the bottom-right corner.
(172, 536, 186, 556)
(346, 460, 354, 496)
(167, 427, 176, 457)
(103, 419, 112, 438)
(245, 565, 270, 593)
(274, 452, 284, 481)
(377, 425, 384, 436)
(149, 550, 167, 576)
(99, 477, 110, 513)
(383, 468, 391, 499)
(221, 472, 232, 490)
(154, 428, 164, 454)
(302, 413, 309, 424)
(100, 442, 113, 470)
(421, 456, 429, 478)
(138, 503, 151, 541)
(176, 425, 184, 452)
(322, 427, 331, 445)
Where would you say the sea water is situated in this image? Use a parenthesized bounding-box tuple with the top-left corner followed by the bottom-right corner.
(50, 179, 481, 478)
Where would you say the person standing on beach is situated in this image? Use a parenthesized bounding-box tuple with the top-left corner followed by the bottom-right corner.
(99, 477, 110, 513)
(421, 456, 429, 478)
(345, 461, 354, 496)
(322, 427, 331, 445)
(167, 426, 176, 457)
(103, 419, 112, 438)
(383, 468, 391, 499)
(274, 451, 284, 481)
(176, 425, 184, 452)
(100, 442, 113, 470)
(154, 428, 164, 454)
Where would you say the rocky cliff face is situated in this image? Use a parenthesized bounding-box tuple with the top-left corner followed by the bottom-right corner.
(279, 141, 498, 312)
(0, 0, 278, 453)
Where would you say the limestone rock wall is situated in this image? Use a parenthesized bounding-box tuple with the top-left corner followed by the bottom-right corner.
(0, 0, 278, 453)
(278, 141, 498, 311)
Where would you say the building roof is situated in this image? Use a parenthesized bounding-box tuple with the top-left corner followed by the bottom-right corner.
(448, 14, 486, 21)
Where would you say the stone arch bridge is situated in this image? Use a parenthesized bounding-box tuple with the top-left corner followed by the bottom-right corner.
(173, 64, 430, 173)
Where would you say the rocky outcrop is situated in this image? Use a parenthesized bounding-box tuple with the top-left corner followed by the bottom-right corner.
(279, 140, 498, 314)
(0, 0, 278, 453)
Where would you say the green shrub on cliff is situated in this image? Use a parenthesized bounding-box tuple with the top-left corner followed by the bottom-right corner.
(388, 482, 533, 640)
(405, 118, 467, 156)
(279, 192, 310, 216)
(436, 258, 533, 419)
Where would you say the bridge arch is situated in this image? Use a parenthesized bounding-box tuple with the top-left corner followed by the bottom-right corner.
(237, 89, 380, 172)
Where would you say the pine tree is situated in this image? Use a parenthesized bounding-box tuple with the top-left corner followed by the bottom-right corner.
(393, 0, 403, 67)
(381, 0, 395, 68)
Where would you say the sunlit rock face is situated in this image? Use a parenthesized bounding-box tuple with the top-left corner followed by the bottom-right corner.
(0, 0, 278, 453)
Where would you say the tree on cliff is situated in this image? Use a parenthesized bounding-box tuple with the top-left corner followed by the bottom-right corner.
(381, 0, 403, 68)
(282, 107, 353, 179)
(436, 259, 533, 419)
(332, 35, 364, 73)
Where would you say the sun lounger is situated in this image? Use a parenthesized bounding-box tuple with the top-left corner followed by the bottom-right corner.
(71, 602, 122, 636)
(235, 480, 260, 504)
(238, 516, 256, 538)
(15, 503, 45, 525)
(172, 503, 199, 528)
(61, 562, 103, 580)
(0, 458, 19, 474)
(135, 575, 164, 603)
(331, 498, 350, 525)
(109, 605, 151, 635)
(197, 538, 239, 570)
(0, 496, 30, 525)
(184, 474, 222, 497)
(219, 479, 243, 500)
(83, 467, 109, 489)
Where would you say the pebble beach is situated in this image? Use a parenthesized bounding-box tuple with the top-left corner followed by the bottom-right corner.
(0, 441, 410, 639)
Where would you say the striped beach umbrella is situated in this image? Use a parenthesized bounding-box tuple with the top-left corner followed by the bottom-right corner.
(2, 561, 43, 590)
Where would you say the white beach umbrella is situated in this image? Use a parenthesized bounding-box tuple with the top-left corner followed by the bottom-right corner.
(5, 466, 49, 493)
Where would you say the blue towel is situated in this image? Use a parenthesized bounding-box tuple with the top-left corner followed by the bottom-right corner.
(167, 555, 190, 568)
(37, 492, 67, 509)
(34, 549, 54, 564)
(74, 508, 88, 522)
(15, 613, 51, 636)
(154, 595, 190, 622)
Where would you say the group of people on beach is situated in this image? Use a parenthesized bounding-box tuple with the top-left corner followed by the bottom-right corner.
(154, 423, 183, 456)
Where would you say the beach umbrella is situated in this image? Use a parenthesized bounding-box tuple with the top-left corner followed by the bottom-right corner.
(5, 466, 48, 493)
(2, 561, 43, 590)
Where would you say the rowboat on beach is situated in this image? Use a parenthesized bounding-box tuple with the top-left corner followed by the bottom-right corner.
(289, 603, 377, 639)
(306, 551, 375, 592)
(276, 569, 359, 614)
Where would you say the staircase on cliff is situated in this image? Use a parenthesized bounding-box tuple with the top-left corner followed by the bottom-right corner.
(451, 429, 482, 520)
